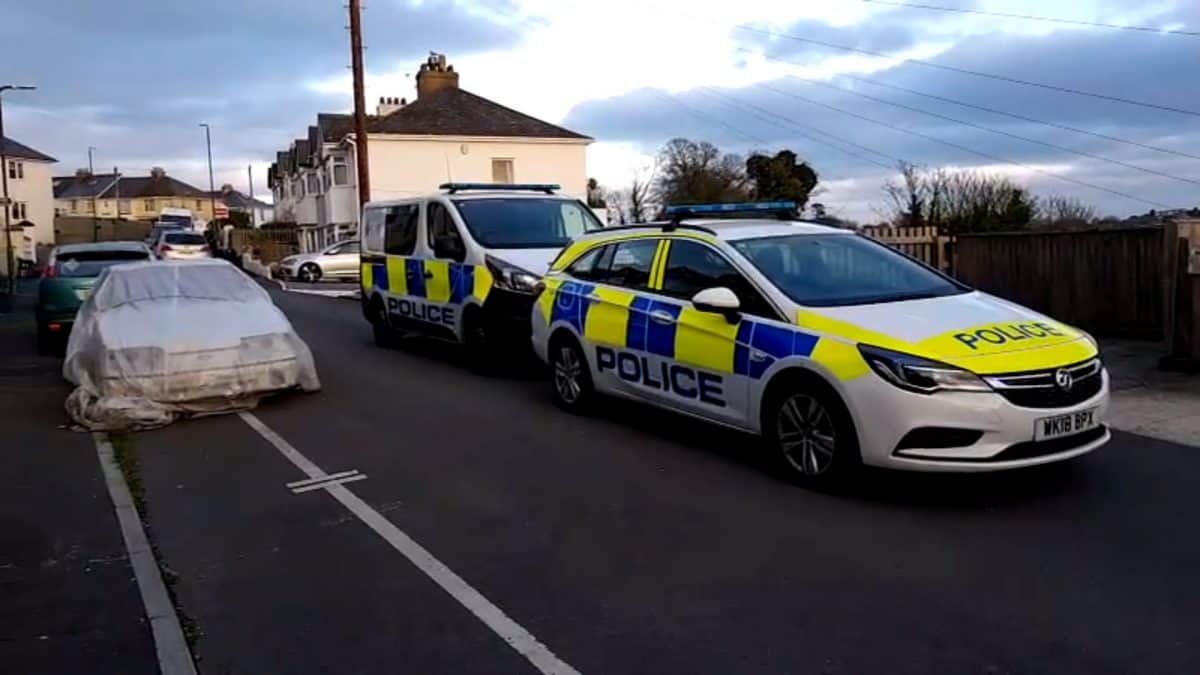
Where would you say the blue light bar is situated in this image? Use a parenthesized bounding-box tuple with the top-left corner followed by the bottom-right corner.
(439, 182, 560, 194)
(664, 201, 798, 217)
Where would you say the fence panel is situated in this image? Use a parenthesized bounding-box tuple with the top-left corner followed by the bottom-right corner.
(230, 228, 299, 264)
(955, 227, 1164, 339)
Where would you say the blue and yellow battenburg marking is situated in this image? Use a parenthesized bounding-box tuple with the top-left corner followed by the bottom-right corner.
(362, 257, 493, 303)
(544, 280, 824, 381)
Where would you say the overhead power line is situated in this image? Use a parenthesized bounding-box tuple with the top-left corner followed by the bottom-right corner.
(695, 87, 901, 170)
(756, 82, 1178, 209)
(649, 90, 769, 146)
(735, 25, 1200, 118)
(860, 0, 1200, 37)
(838, 74, 1200, 163)
(777, 73, 1200, 187)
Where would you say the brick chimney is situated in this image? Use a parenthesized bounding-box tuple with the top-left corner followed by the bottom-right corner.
(416, 53, 458, 99)
(375, 96, 407, 116)
(150, 166, 167, 179)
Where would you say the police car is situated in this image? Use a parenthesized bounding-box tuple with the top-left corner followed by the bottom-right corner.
(360, 183, 603, 365)
(531, 202, 1109, 485)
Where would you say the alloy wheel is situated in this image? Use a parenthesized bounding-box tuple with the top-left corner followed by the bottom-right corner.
(776, 393, 837, 476)
(554, 346, 583, 403)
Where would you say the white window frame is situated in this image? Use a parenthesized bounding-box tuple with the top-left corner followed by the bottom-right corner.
(491, 158, 514, 184)
(332, 159, 349, 186)
(7, 161, 23, 180)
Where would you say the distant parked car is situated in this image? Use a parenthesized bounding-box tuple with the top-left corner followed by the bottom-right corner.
(277, 240, 360, 282)
(63, 259, 320, 430)
(36, 241, 152, 351)
(153, 230, 211, 260)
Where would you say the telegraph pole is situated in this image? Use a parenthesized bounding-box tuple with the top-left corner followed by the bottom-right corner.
(88, 146, 98, 241)
(200, 123, 216, 231)
(349, 0, 371, 211)
(247, 164, 255, 227)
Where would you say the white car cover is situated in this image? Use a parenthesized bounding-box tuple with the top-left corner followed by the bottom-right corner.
(64, 259, 320, 430)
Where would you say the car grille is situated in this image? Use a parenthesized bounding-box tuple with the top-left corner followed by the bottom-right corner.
(982, 358, 1103, 409)
(992, 426, 1108, 462)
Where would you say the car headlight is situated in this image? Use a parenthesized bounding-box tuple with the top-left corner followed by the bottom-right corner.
(485, 255, 540, 295)
(858, 344, 991, 394)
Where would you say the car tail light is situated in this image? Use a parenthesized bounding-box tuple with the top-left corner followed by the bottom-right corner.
(200, 245, 210, 252)
(161, 244, 174, 252)
(42, 265, 58, 278)
(48, 323, 63, 332)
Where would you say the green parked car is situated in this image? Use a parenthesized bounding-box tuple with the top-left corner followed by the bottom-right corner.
(36, 241, 152, 352)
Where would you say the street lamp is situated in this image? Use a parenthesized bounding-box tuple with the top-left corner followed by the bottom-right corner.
(1, 84, 36, 297)
(199, 123, 216, 232)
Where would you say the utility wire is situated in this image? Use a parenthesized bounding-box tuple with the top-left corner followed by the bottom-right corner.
(649, 90, 770, 146)
(860, 0, 1200, 37)
(775, 73, 1200, 186)
(756, 82, 1178, 209)
(736, 25, 1200, 118)
(837, 73, 1200, 162)
(694, 87, 901, 170)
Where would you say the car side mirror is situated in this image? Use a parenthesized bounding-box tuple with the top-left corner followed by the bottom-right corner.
(692, 287, 741, 323)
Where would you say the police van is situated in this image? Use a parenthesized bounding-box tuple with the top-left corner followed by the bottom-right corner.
(360, 183, 603, 365)
(531, 202, 1110, 485)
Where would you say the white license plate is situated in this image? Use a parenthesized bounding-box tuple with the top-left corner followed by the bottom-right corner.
(1034, 408, 1099, 441)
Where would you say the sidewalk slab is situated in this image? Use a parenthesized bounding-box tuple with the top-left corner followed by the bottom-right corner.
(1102, 339, 1200, 448)
(0, 300, 158, 674)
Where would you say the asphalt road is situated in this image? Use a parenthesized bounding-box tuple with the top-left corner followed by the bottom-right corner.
(121, 288, 1200, 674)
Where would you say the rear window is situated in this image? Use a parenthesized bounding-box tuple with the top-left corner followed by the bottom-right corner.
(56, 250, 149, 277)
(164, 232, 207, 245)
(451, 198, 602, 249)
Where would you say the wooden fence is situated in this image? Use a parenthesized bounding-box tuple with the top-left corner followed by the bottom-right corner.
(230, 228, 299, 264)
(54, 217, 152, 245)
(864, 224, 1165, 339)
(955, 227, 1164, 339)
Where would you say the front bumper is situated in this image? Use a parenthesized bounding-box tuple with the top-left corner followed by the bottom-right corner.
(847, 368, 1111, 472)
(482, 288, 537, 349)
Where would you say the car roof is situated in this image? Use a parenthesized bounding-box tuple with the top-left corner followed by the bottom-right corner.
(577, 219, 851, 243)
(364, 191, 578, 208)
(55, 241, 149, 254)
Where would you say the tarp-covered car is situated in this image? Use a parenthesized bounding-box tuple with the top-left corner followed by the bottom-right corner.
(64, 259, 320, 430)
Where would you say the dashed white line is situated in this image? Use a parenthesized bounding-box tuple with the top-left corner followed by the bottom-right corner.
(237, 411, 581, 675)
(291, 473, 368, 493)
(286, 469, 361, 489)
(93, 433, 197, 675)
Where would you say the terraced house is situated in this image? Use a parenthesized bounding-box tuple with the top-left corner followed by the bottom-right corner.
(268, 53, 592, 253)
(53, 167, 217, 223)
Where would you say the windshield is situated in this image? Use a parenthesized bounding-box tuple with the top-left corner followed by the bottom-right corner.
(158, 214, 192, 227)
(164, 232, 207, 245)
(56, 250, 149, 277)
(451, 198, 602, 249)
(731, 234, 968, 307)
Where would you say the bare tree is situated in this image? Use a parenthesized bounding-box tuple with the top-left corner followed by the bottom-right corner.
(883, 162, 1037, 233)
(1036, 195, 1097, 229)
(628, 173, 652, 223)
(653, 138, 749, 208)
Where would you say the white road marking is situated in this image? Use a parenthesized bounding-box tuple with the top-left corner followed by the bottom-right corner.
(286, 469, 360, 489)
(93, 434, 197, 675)
(237, 411, 581, 675)
(290, 473, 368, 493)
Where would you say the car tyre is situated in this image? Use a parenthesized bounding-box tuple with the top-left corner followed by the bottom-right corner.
(764, 375, 860, 488)
(298, 263, 322, 283)
(548, 334, 594, 413)
(36, 324, 54, 355)
(370, 300, 398, 349)
(462, 309, 498, 374)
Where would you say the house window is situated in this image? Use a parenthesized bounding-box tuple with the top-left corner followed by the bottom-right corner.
(118, 199, 131, 215)
(11, 202, 27, 220)
(491, 158, 514, 184)
(333, 160, 349, 185)
(70, 199, 78, 211)
(294, 180, 303, 197)
(144, 199, 155, 212)
(196, 200, 203, 209)
(7, 161, 23, 180)
(307, 174, 320, 194)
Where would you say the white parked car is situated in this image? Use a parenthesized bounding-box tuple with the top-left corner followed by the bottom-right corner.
(153, 230, 212, 260)
(278, 240, 361, 282)
(64, 259, 320, 430)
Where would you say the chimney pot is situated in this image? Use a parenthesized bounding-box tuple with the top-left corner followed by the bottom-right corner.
(415, 53, 459, 99)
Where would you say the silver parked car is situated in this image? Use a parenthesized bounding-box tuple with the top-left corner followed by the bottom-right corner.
(153, 230, 212, 260)
(278, 240, 360, 282)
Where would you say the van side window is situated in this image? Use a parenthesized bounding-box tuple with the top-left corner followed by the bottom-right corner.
(384, 204, 419, 255)
(427, 202, 466, 262)
(363, 207, 386, 252)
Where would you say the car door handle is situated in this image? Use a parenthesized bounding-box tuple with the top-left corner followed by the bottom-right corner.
(749, 349, 769, 362)
(423, 271, 435, 279)
(649, 310, 675, 325)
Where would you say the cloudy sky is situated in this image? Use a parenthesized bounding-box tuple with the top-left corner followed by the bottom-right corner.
(3, 0, 1196, 221)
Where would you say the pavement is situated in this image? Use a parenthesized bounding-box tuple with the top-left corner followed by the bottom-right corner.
(3, 288, 1200, 674)
(0, 295, 158, 675)
(1103, 339, 1200, 447)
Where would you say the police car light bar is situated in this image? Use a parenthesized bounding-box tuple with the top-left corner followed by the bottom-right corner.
(664, 201, 798, 218)
(439, 182, 560, 194)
